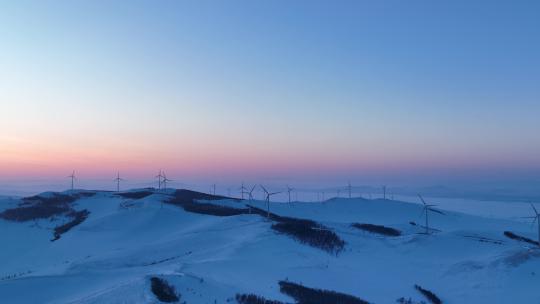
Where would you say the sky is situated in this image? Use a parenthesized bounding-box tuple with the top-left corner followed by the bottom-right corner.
(0, 1, 539, 194)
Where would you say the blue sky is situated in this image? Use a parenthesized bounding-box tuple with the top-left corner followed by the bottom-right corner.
(0, 1, 539, 191)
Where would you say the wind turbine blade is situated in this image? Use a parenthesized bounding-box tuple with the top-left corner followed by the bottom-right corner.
(260, 185, 268, 194)
(429, 208, 445, 215)
(531, 203, 538, 215)
(418, 194, 426, 205)
(270, 192, 281, 195)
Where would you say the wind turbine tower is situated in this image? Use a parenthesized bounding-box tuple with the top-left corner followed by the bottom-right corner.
(347, 181, 352, 198)
(115, 172, 124, 192)
(239, 182, 247, 200)
(68, 171, 76, 191)
(286, 185, 294, 204)
(155, 170, 164, 190)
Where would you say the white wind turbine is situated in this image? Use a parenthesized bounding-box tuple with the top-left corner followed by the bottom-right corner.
(247, 185, 256, 202)
(239, 182, 248, 200)
(162, 172, 172, 191)
(286, 185, 294, 204)
(155, 170, 164, 190)
(68, 171, 76, 191)
(260, 185, 281, 218)
(522, 203, 540, 247)
(245, 185, 257, 214)
(418, 194, 444, 234)
(114, 172, 124, 192)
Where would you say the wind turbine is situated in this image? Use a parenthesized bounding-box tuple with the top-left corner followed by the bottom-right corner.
(523, 203, 540, 247)
(155, 170, 164, 190)
(382, 185, 387, 199)
(347, 181, 352, 198)
(114, 172, 124, 192)
(260, 185, 281, 218)
(239, 182, 248, 200)
(162, 172, 172, 191)
(247, 185, 256, 201)
(418, 194, 444, 234)
(286, 185, 294, 204)
(245, 185, 257, 214)
(67, 171, 76, 191)
(212, 184, 216, 195)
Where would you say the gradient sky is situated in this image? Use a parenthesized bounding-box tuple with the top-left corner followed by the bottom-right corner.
(1, 1, 539, 189)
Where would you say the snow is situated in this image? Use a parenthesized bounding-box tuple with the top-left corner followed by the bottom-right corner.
(0, 190, 539, 303)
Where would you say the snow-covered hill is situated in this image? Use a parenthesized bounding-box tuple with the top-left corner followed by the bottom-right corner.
(0, 189, 538, 303)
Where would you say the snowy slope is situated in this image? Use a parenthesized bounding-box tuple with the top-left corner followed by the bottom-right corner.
(0, 190, 539, 303)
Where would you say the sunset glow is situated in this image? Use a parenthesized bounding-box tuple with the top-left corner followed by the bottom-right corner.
(1, 1, 539, 189)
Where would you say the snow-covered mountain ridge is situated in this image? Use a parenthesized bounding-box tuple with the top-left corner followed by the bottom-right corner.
(0, 189, 538, 303)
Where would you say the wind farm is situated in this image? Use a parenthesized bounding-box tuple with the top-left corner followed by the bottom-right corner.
(1, 179, 540, 303)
